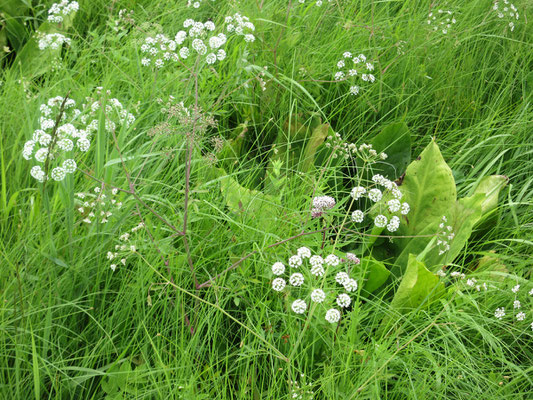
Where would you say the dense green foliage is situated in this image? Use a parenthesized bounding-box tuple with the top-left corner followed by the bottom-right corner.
(1, 0, 532, 399)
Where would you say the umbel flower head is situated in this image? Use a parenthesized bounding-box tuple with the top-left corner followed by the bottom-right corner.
(23, 93, 135, 183)
(334, 51, 376, 96)
(269, 249, 359, 323)
(47, 1, 79, 24)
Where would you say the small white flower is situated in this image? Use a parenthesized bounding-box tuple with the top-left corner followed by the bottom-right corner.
(325, 308, 341, 323)
(516, 312, 525, 321)
(335, 272, 349, 285)
(388, 199, 401, 213)
(289, 255, 303, 268)
(325, 254, 339, 266)
(343, 278, 358, 292)
(387, 216, 400, 232)
(110, 264, 117, 271)
(374, 215, 388, 228)
(30, 166, 46, 182)
(272, 277, 286, 291)
(289, 273, 304, 287)
(351, 210, 364, 223)
(272, 262, 285, 275)
(51, 167, 66, 181)
(309, 255, 323, 267)
(400, 202, 410, 215)
(336, 293, 351, 308)
(368, 188, 382, 202)
(311, 289, 326, 303)
(337, 60, 345, 68)
(310, 263, 325, 277)
(297, 247, 311, 259)
(349, 85, 360, 96)
(350, 186, 366, 200)
(291, 299, 307, 314)
(494, 307, 505, 319)
(62, 159, 76, 173)
(513, 300, 521, 309)
(511, 284, 520, 293)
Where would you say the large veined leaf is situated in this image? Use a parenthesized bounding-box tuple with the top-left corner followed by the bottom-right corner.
(390, 140, 456, 276)
(389, 254, 445, 313)
(360, 257, 390, 293)
(300, 123, 331, 173)
(370, 122, 411, 180)
(218, 169, 278, 224)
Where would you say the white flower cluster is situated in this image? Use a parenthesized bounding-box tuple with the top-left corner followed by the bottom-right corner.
(80, 94, 136, 134)
(108, 222, 145, 271)
(76, 186, 123, 224)
(23, 97, 82, 182)
(493, 283, 532, 328)
(23, 94, 135, 183)
(225, 13, 255, 43)
(311, 195, 336, 218)
(492, 1, 520, 32)
(333, 52, 376, 96)
(448, 271, 488, 292)
(37, 33, 71, 51)
(325, 133, 387, 162)
(436, 216, 454, 255)
(187, 0, 214, 8)
(289, 375, 314, 400)
(427, 9, 457, 34)
(47, 0, 79, 23)
(141, 20, 228, 68)
(350, 174, 409, 232)
(270, 248, 359, 324)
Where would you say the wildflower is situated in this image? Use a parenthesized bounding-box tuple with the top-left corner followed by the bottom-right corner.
(110, 264, 117, 271)
(272, 278, 286, 291)
(336, 293, 351, 308)
(400, 202, 410, 215)
(292, 299, 307, 314)
(350, 186, 366, 200)
(297, 247, 311, 259)
(335, 272, 349, 285)
(289, 273, 305, 287)
(272, 262, 285, 275)
(511, 284, 520, 293)
(374, 215, 388, 228)
(368, 188, 382, 202)
(494, 307, 505, 319)
(346, 253, 360, 264)
(516, 312, 526, 321)
(325, 308, 341, 323)
(351, 210, 364, 223)
(386, 216, 400, 232)
(387, 199, 401, 213)
(310, 263, 325, 277)
(37, 33, 71, 51)
(312, 195, 336, 217)
(289, 255, 303, 268)
(309, 255, 324, 267)
(325, 254, 339, 266)
(529, 288, 533, 296)
(344, 278, 358, 292)
(349, 85, 360, 95)
(47, 1, 79, 23)
(311, 289, 326, 303)
(513, 300, 521, 309)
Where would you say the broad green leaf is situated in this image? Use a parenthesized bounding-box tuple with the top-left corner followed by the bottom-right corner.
(389, 254, 445, 313)
(390, 140, 456, 276)
(0, 0, 30, 17)
(3, 11, 27, 51)
(360, 257, 390, 293)
(370, 122, 411, 180)
(424, 193, 484, 269)
(300, 123, 330, 172)
(13, 22, 62, 78)
(218, 169, 278, 222)
(471, 175, 508, 214)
